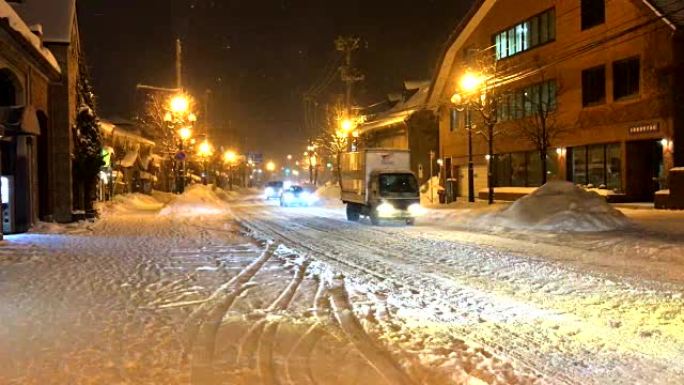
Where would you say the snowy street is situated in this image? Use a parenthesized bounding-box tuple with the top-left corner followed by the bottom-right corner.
(2, 186, 684, 385)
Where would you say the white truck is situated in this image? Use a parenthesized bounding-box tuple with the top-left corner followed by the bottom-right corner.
(340, 149, 424, 225)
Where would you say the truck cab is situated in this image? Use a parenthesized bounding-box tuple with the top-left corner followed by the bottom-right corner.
(340, 149, 424, 225)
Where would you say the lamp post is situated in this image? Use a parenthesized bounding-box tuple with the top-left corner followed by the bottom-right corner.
(165, 93, 197, 194)
(177, 126, 193, 193)
(198, 140, 214, 185)
(223, 150, 237, 190)
(451, 71, 486, 203)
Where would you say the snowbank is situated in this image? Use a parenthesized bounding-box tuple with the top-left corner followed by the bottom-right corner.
(315, 183, 343, 207)
(159, 184, 230, 216)
(96, 193, 165, 216)
(473, 181, 631, 232)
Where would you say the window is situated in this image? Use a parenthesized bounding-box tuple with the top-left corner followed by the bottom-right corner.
(582, 65, 606, 106)
(379, 174, 418, 197)
(613, 57, 640, 100)
(0, 69, 19, 106)
(497, 79, 557, 122)
(581, 0, 605, 30)
(494, 8, 555, 60)
(570, 143, 622, 190)
(449, 108, 459, 132)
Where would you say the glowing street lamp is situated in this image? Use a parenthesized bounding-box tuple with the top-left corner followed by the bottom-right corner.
(223, 150, 237, 164)
(178, 127, 192, 141)
(198, 140, 213, 157)
(170, 94, 189, 114)
(458, 71, 485, 94)
(266, 161, 276, 172)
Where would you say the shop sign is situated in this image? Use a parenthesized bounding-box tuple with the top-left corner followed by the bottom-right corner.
(629, 122, 659, 135)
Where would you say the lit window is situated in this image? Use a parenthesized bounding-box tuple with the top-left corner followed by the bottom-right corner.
(493, 9, 555, 60)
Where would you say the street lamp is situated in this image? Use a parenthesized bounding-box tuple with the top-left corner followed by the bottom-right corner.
(223, 150, 238, 190)
(170, 94, 189, 114)
(451, 70, 485, 203)
(266, 161, 276, 172)
(198, 140, 214, 185)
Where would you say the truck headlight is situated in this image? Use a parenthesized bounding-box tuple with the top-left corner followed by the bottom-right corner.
(265, 187, 274, 196)
(408, 203, 426, 216)
(377, 202, 397, 217)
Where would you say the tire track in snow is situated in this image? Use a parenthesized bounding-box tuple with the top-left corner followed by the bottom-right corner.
(186, 243, 276, 385)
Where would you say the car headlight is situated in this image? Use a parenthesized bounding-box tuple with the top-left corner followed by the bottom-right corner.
(265, 187, 274, 196)
(408, 203, 426, 216)
(377, 202, 397, 217)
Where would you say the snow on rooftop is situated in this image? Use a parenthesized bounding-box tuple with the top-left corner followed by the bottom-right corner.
(0, 1, 60, 73)
(9, 0, 75, 44)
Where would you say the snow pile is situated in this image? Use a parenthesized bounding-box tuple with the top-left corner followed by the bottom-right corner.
(159, 184, 230, 216)
(315, 183, 343, 207)
(96, 193, 164, 216)
(474, 181, 631, 232)
(420, 176, 442, 205)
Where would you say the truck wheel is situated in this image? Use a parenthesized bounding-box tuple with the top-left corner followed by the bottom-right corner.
(346, 204, 360, 221)
(369, 211, 380, 226)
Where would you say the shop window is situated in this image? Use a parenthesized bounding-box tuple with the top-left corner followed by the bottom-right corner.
(527, 152, 543, 187)
(493, 154, 512, 187)
(606, 143, 622, 190)
(613, 57, 640, 100)
(588, 144, 606, 187)
(581, 0, 605, 30)
(582, 65, 606, 106)
(572, 146, 588, 185)
(511, 152, 527, 187)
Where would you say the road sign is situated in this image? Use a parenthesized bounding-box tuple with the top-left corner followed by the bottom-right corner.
(175, 151, 186, 161)
(247, 152, 264, 164)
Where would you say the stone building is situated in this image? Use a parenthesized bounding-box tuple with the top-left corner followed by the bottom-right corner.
(12, 0, 80, 222)
(0, 1, 61, 235)
(429, 0, 684, 202)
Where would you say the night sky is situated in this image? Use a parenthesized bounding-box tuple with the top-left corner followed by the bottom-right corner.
(79, 0, 472, 158)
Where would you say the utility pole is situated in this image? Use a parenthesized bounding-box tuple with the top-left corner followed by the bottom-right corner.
(335, 36, 364, 114)
(176, 38, 182, 89)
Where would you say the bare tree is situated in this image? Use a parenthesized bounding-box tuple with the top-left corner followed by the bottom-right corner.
(314, 102, 352, 188)
(512, 72, 566, 185)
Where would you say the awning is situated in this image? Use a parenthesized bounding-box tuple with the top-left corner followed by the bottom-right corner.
(0, 105, 41, 136)
(119, 149, 139, 168)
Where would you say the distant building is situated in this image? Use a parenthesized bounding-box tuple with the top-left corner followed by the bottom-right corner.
(358, 81, 439, 187)
(0, 1, 61, 234)
(429, 0, 684, 202)
(12, 0, 81, 221)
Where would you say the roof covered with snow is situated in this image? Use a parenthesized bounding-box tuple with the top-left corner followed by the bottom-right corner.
(9, 0, 76, 44)
(645, 0, 684, 29)
(359, 83, 431, 133)
(0, 0, 61, 74)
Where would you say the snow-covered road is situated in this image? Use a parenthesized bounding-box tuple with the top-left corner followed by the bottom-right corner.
(1, 187, 683, 385)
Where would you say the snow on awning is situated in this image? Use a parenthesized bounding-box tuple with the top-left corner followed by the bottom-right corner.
(119, 149, 139, 168)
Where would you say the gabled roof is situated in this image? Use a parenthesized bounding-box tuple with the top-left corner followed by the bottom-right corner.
(427, 0, 682, 107)
(643, 0, 684, 29)
(359, 83, 431, 133)
(10, 0, 76, 44)
(0, 0, 60, 74)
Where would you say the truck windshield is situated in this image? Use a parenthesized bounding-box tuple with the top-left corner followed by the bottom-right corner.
(379, 174, 418, 197)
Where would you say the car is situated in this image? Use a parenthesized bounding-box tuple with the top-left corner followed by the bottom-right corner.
(280, 185, 318, 207)
(264, 181, 284, 200)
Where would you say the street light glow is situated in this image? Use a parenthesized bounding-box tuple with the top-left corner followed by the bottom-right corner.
(223, 150, 237, 164)
(459, 71, 484, 93)
(198, 140, 213, 157)
(170, 95, 189, 114)
(178, 127, 192, 141)
(266, 161, 276, 172)
(340, 118, 355, 132)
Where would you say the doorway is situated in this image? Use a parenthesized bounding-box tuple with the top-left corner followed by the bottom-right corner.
(626, 140, 664, 201)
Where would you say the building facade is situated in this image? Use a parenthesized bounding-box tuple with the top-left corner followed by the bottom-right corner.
(12, 0, 81, 222)
(429, 0, 684, 202)
(0, 1, 61, 235)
